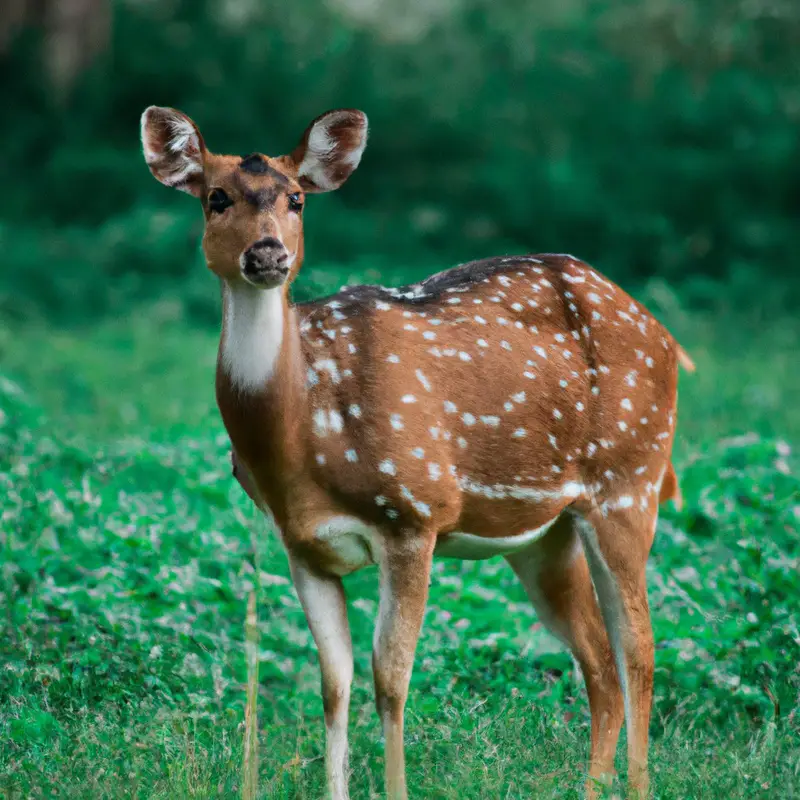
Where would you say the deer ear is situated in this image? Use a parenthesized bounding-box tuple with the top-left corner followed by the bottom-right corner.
(141, 106, 206, 197)
(291, 109, 368, 193)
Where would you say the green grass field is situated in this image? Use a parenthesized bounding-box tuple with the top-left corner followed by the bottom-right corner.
(1, 297, 799, 798)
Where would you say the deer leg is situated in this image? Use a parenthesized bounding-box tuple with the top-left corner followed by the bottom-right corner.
(573, 506, 657, 800)
(372, 535, 436, 800)
(231, 449, 266, 510)
(506, 513, 624, 798)
(289, 559, 354, 800)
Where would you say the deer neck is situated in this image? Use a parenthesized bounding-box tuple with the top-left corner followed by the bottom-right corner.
(217, 280, 307, 491)
(220, 280, 289, 391)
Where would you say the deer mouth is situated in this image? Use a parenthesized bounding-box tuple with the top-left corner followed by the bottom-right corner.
(239, 244, 293, 288)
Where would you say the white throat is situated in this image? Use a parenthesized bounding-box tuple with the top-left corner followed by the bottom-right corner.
(221, 282, 284, 392)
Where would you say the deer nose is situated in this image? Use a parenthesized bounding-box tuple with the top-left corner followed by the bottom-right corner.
(241, 238, 290, 286)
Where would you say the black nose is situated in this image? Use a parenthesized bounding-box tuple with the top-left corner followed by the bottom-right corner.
(242, 238, 289, 281)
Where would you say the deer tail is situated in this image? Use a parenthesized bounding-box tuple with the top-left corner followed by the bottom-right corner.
(659, 461, 684, 511)
(676, 343, 696, 373)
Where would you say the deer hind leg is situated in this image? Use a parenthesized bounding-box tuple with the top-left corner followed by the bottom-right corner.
(372, 533, 436, 800)
(573, 504, 657, 800)
(505, 513, 624, 798)
(289, 559, 354, 800)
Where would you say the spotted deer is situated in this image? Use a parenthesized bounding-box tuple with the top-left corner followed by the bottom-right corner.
(141, 105, 694, 800)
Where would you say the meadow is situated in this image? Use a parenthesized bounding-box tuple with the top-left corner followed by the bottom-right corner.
(3, 1, 800, 796)
(1, 282, 798, 799)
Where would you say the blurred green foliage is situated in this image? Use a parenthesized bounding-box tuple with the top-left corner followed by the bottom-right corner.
(2, 0, 800, 324)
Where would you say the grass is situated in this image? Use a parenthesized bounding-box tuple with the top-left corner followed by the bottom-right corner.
(1, 297, 799, 798)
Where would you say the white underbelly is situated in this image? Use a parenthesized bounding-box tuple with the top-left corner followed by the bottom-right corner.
(312, 514, 560, 573)
(434, 517, 558, 560)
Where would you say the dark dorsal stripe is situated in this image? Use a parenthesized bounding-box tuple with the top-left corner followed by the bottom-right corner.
(299, 256, 567, 313)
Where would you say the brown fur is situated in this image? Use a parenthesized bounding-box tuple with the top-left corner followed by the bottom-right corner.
(142, 105, 692, 800)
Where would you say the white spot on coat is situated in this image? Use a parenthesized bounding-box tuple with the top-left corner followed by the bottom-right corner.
(416, 369, 432, 391)
(329, 410, 344, 433)
(378, 459, 397, 476)
(313, 409, 329, 437)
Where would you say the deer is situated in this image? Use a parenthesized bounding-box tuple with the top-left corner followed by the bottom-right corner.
(141, 105, 694, 800)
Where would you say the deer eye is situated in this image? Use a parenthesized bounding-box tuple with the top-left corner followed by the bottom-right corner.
(208, 188, 233, 214)
(288, 192, 303, 212)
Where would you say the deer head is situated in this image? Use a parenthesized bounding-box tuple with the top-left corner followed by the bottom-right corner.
(140, 106, 368, 290)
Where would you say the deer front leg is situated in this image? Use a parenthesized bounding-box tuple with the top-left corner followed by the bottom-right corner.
(231, 449, 264, 509)
(372, 536, 436, 800)
(290, 558, 354, 800)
